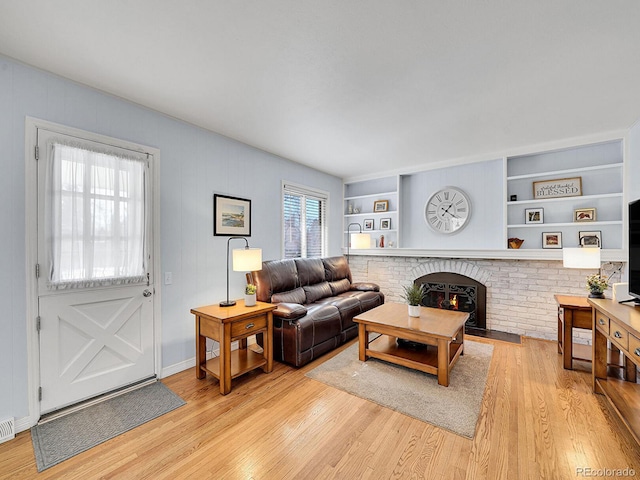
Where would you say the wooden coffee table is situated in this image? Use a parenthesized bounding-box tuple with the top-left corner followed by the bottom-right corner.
(353, 302, 469, 386)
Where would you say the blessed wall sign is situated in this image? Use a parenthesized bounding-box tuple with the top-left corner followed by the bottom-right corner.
(533, 177, 582, 199)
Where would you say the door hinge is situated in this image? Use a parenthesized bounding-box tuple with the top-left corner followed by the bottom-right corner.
(38, 387, 42, 402)
(36, 316, 41, 332)
(35, 145, 39, 161)
(147, 272, 150, 286)
(35, 264, 40, 278)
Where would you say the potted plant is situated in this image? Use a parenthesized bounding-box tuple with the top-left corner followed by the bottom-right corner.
(244, 283, 257, 306)
(401, 283, 426, 317)
(586, 273, 608, 298)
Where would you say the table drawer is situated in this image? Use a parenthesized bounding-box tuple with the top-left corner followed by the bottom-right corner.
(595, 312, 609, 335)
(609, 319, 629, 351)
(231, 314, 267, 338)
(630, 334, 640, 363)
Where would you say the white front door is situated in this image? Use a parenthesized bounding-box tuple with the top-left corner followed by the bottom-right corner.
(36, 127, 156, 414)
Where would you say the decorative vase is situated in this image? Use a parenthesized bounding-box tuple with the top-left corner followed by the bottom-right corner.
(408, 305, 421, 317)
(244, 293, 256, 306)
(589, 290, 605, 299)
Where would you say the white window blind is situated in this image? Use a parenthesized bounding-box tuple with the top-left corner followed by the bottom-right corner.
(45, 140, 148, 289)
(283, 182, 328, 259)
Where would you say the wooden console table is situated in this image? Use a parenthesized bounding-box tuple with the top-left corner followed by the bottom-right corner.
(555, 294, 592, 370)
(589, 298, 640, 446)
(191, 301, 276, 395)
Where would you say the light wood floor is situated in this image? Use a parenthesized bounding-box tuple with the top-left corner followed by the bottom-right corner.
(2, 336, 640, 479)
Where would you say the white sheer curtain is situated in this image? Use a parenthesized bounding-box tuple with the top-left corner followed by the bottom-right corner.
(45, 140, 148, 289)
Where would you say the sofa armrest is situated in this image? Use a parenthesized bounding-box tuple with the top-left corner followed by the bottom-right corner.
(273, 303, 308, 321)
(350, 282, 380, 292)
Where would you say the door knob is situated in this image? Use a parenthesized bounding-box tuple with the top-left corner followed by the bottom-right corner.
(143, 290, 152, 297)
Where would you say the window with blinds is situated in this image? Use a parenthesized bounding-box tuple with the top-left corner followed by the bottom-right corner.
(283, 182, 328, 259)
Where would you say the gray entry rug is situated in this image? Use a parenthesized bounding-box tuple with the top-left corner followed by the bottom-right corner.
(31, 381, 185, 472)
(306, 339, 493, 438)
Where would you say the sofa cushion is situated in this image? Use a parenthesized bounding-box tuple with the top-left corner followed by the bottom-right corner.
(323, 256, 352, 282)
(296, 304, 341, 351)
(303, 282, 332, 304)
(329, 278, 351, 296)
(272, 287, 306, 305)
(316, 295, 361, 330)
(295, 258, 326, 286)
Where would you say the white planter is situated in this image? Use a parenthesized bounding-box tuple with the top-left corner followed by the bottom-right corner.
(408, 305, 421, 317)
(244, 294, 256, 307)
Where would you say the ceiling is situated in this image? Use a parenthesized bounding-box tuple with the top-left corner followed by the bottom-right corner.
(1, 1, 640, 180)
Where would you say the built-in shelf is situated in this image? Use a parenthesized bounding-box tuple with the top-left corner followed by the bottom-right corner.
(506, 162, 623, 181)
(344, 190, 398, 201)
(507, 220, 623, 229)
(345, 210, 398, 218)
(507, 193, 623, 206)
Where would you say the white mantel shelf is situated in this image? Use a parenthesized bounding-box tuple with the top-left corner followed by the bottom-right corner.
(343, 248, 627, 262)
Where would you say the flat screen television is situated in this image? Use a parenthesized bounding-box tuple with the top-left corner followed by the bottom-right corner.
(629, 199, 640, 304)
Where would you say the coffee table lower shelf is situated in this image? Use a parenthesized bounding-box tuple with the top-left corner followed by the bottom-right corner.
(366, 335, 464, 379)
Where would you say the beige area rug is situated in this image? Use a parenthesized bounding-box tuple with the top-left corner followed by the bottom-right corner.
(306, 339, 493, 438)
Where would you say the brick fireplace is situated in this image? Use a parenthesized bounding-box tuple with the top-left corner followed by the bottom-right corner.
(347, 255, 620, 344)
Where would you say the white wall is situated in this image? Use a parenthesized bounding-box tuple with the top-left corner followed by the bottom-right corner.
(0, 55, 343, 423)
(629, 119, 640, 203)
(400, 159, 504, 248)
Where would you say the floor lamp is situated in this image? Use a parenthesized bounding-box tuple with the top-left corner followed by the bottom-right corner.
(347, 222, 370, 263)
(220, 236, 262, 307)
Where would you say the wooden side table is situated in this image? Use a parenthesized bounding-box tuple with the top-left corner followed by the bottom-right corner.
(191, 300, 276, 395)
(555, 294, 592, 370)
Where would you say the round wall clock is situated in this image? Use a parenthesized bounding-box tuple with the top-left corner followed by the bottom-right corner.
(424, 186, 471, 234)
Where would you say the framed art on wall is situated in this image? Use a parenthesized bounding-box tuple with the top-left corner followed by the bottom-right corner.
(574, 208, 596, 222)
(214, 194, 251, 236)
(533, 177, 582, 199)
(542, 232, 562, 249)
(373, 200, 389, 212)
(525, 208, 544, 224)
(579, 230, 602, 247)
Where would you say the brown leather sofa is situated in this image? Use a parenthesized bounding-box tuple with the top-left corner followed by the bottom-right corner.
(251, 256, 384, 367)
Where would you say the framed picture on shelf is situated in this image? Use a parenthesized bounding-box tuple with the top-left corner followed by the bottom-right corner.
(373, 200, 389, 212)
(363, 219, 374, 231)
(525, 208, 544, 224)
(533, 177, 582, 199)
(213, 194, 251, 236)
(542, 232, 562, 249)
(579, 230, 602, 247)
(574, 208, 596, 222)
(380, 218, 391, 230)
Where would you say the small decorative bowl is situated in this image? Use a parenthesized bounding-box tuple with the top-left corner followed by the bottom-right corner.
(508, 238, 524, 249)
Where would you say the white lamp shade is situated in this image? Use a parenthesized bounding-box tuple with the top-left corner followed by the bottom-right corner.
(232, 248, 262, 271)
(350, 233, 371, 249)
(562, 247, 601, 269)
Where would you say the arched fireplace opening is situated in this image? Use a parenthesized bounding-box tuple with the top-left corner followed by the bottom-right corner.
(415, 272, 486, 335)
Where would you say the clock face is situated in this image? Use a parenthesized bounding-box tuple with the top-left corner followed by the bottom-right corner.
(424, 187, 471, 234)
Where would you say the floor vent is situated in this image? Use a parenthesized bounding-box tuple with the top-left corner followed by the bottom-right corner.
(0, 417, 15, 444)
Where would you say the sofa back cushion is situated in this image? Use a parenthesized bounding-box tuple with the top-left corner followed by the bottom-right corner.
(303, 282, 333, 304)
(295, 258, 326, 286)
(329, 278, 351, 296)
(272, 287, 306, 305)
(253, 258, 299, 302)
(323, 256, 353, 282)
